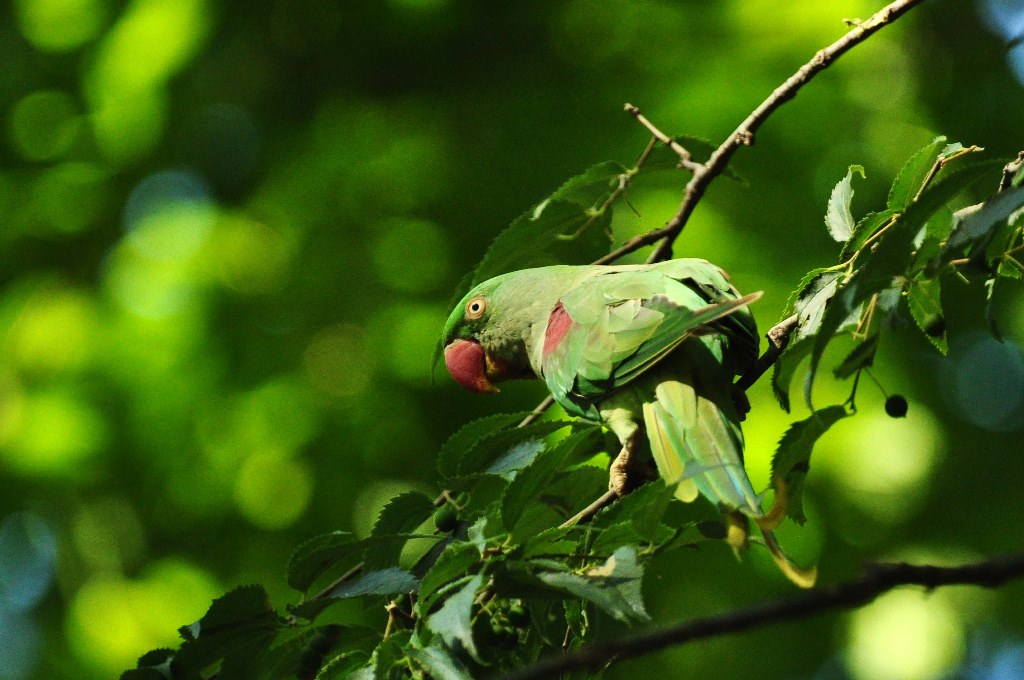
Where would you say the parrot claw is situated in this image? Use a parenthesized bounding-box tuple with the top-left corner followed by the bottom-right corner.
(607, 435, 654, 496)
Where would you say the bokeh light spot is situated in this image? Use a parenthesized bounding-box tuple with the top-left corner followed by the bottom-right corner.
(124, 170, 215, 261)
(845, 588, 964, 680)
(72, 497, 146, 574)
(8, 90, 81, 161)
(213, 214, 291, 294)
(0, 512, 56, 613)
(0, 610, 41, 680)
(303, 324, 374, 398)
(67, 559, 219, 676)
(234, 452, 313, 530)
(939, 332, 1024, 432)
(90, 0, 209, 92)
(104, 246, 201, 319)
(814, 406, 943, 522)
(13, 0, 108, 52)
(30, 162, 109, 234)
(8, 285, 98, 378)
(372, 218, 451, 293)
(1, 388, 108, 477)
(374, 304, 446, 383)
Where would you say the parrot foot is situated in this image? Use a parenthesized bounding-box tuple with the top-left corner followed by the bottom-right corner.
(608, 436, 653, 496)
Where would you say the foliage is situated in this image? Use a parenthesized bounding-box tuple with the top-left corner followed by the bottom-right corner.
(122, 134, 1024, 677)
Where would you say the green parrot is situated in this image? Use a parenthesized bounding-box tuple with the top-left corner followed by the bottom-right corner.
(440, 258, 815, 588)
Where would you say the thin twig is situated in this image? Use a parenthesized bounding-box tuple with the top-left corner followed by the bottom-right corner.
(734, 314, 798, 392)
(501, 552, 1024, 680)
(624, 104, 704, 173)
(559, 489, 619, 528)
(644, 0, 926, 264)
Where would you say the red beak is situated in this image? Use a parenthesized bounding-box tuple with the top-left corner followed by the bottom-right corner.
(444, 339, 499, 394)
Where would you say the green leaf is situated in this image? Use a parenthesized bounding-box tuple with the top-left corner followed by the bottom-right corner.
(887, 136, 947, 210)
(471, 199, 611, 288)
(321, 567, 418, 599)
(417, 541, 480, 614)
(543, 160, 628, 210)
(502, 426, 601, 533)
(173, 585, 280, 677)
(407, 645, 474, 680)
(437, 413, 531, 478)
(942, 184, 1024, 261)
(771, 406, 849, 524)
(456, 421, 574, 479)
(315, 651, 371, 680)
(365, 491, 437, 569)
(536, 546, 650, 624)
(840, 209, 896, 260)
(825, 164, 864, 242)
(906, 276, 947, 353)
(591, 479, 674, 541)
(288, 532, 430, 593)
(771, 334, 812, 413)
(791, 271, 842, 339)
(833, 334, 880, 379)
(427, 573, 484, 662)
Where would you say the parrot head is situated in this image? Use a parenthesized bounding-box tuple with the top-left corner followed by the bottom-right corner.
(439, 267, 582, 394)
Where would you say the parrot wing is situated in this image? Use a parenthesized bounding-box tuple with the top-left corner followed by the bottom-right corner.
(539, 263, 760, 413)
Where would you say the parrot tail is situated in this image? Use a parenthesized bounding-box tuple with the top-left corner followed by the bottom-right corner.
(725, 510, 817, 588)
(761, 529, 817, 589)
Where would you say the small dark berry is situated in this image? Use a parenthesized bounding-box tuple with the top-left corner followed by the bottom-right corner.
(885, 395, 909, 418)
(925, 316, 945, 337)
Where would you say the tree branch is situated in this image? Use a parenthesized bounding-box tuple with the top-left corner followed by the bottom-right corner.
(501, 552, 1024, 680)
(643, 0, 926, 263)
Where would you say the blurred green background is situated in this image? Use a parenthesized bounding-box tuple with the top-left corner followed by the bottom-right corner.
(2, 0, 1024, 678)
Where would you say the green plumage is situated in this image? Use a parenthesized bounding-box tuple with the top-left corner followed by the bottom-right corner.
(441, 258, 815, 587)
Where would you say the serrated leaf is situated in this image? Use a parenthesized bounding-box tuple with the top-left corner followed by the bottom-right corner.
(288, 532, 430, 593)
(315, 651, 371, 680)
(536, 546, 649, 624)
(591, 521, 644, 556)
(543, 160, 629, 210)
(840, 209, 897, 260)
(791, 271, 842, 340)
(771, 406, 849, 524)
(290, 568, 420, 621)
(833, 334, 880, 379)
(427, 573, 484, 662)
(888, 136, 947, 210)
(417, 542, 480, 614)
(771, 334, 813, 413)
(942, 184, 1024, 261)
(321, 567, 418, 599)
(502, 426, 601, 534)
(173, 585, 279, 677)
(471, 199, 611, 288)
(826, 165, 864, 242)
(906, 276, 947, 353)
(591, 479, 674, 541)
(365, 491, 437, 569)
(437, 413, 531, 478)
(407, 645, 473, 680)
(457, 421, 574, 478)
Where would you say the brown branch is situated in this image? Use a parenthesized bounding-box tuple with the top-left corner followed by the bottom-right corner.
(501, 552, 1024, 680)
(642, 0, 926, 264)
(735, 314, 799, 391)
(624, 103, 704, 173)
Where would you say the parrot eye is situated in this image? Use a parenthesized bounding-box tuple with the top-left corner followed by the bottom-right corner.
(465, 297, 487, 320)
